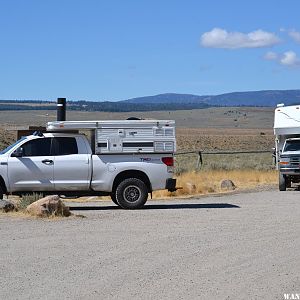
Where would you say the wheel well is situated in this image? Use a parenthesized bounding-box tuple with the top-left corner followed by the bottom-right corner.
(112, 170, 151, 193)
(0, 176, 7, 194)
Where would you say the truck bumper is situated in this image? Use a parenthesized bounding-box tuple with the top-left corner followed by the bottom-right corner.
(280, 168, 300, 175)
(166, 178, 177, 192)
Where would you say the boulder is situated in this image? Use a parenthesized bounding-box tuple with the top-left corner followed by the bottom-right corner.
(185, 182, 197, 194)
(220, 179, 236, 191)
(0, 199, 16, 212)
(26, 195, 71, 217)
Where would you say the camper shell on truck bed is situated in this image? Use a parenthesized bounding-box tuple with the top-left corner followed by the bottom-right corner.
(47, 120, 176, 154)
(0, 119, 176, 209)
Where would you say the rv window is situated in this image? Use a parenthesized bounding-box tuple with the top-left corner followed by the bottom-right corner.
(284, 140, 300, 152)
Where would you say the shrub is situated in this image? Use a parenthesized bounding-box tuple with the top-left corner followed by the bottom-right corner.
(18, 193, 44, 210)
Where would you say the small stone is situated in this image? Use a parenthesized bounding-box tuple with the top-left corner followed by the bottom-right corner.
(0, 199, 16, 212)
(220, 179, 236, 191)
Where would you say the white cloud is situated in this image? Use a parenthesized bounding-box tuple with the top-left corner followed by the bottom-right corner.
(264, 50, 300, 67)
(200, 28, 281, 49)
(264, 51, 278, 60)
(280, 51, 300, 66)
(288, 29, 300, 43)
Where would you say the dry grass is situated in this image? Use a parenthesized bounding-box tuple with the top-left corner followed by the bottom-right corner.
(175, 152, 274, 174)
(153, 170, 277, 198)
(0, 127, 15, 150)
(176, 128, 274, 152)
(62, 170, 278, 203)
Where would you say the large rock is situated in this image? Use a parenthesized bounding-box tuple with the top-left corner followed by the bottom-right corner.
(220, 179, 236, 191)
(26, 195, 71, 217)
(0, 199, 16, 212)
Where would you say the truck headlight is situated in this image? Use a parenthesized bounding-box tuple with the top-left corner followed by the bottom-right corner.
(279, 158, 290, 165)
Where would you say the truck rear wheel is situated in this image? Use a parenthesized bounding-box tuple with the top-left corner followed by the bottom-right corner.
(279, 173, 287, 191)
(115, 178, 148, 209)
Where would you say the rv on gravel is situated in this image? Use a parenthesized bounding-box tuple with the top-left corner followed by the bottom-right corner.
(274, 104, 300, 191)
(0, 120, 177, 209)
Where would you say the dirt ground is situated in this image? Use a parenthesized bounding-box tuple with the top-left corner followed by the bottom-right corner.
(0, 189, 299, 300)
(0, 107, 274, 128)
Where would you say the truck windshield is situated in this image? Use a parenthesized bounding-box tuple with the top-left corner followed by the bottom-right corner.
(0, 136, 27, 155)
(284, 140, 300, 152)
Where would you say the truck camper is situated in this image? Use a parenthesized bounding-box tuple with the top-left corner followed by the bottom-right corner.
(274, 103, 300, 190)
(0, 119, 177, 209)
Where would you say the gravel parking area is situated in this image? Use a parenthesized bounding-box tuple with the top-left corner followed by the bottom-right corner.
(0, 190, 299, 300)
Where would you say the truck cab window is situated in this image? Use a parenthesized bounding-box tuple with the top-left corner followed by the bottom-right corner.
(284, 140, 300, 152)
(21, 138, 52, 157)
(53, 137, 78, 155)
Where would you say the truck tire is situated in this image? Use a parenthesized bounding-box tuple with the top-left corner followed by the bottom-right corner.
(115, 178, 148, 209)
(110, 193, 119, 206)
(0, 186, 3, 199)
(286, 176, 291, 188)
(279, 173, 287, 191)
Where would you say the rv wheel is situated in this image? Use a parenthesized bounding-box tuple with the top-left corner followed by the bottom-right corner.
(116, 178, 148, 209)
(279, 173, 287, 191)
(286, 177, 291, 188)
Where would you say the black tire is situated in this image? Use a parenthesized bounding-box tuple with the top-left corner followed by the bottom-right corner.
(110, 193, 119, 206)
(286, 177, 291, 188)
(115, 178, 148, 209)
(279, 173, 287, 191)
(0, 185, 3, 199)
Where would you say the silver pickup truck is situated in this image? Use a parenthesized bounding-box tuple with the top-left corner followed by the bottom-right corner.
(0, 129, 176, 209)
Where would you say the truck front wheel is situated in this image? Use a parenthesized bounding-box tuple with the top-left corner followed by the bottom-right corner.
(279, 173, 287, 191)
(115, 178, 148, 209)
(110, 193, 119, 206)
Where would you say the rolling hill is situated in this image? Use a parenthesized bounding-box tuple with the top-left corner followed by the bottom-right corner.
(121, 90, 300, 107)
(0, 89, 299, 111)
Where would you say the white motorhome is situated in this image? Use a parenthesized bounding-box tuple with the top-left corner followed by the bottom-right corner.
(274, 104, 300, 190)
(0, 119, 177, 209)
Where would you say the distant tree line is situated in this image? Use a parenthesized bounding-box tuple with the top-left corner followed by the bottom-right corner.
(0, 101, 210, 112)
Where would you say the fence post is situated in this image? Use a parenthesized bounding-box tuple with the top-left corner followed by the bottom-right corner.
(196, 151, 203, 169)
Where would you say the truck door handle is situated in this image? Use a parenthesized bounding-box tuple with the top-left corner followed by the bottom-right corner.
(42, 159, 53, 165)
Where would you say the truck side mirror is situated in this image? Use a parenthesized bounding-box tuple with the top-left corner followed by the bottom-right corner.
(11, 147, 24, 158)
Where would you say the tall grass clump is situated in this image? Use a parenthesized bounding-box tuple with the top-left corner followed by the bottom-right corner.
(18, 193, 44, 210)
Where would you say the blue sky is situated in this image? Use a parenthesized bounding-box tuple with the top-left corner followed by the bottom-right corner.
(1, 0, 300, 101)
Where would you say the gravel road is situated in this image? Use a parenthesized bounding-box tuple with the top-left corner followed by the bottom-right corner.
(0, 190, 299, 300)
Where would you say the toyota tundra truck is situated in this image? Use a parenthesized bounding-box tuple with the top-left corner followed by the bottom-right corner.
(0, 120, 177, 209)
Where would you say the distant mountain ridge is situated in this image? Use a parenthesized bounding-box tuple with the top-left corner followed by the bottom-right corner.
(121, 90, 300, 107)
(122, 93, 210, 104)
(0, 89, 299, 111)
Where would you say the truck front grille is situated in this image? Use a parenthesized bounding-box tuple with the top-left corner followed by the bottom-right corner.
(289, 156, 300, 166)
